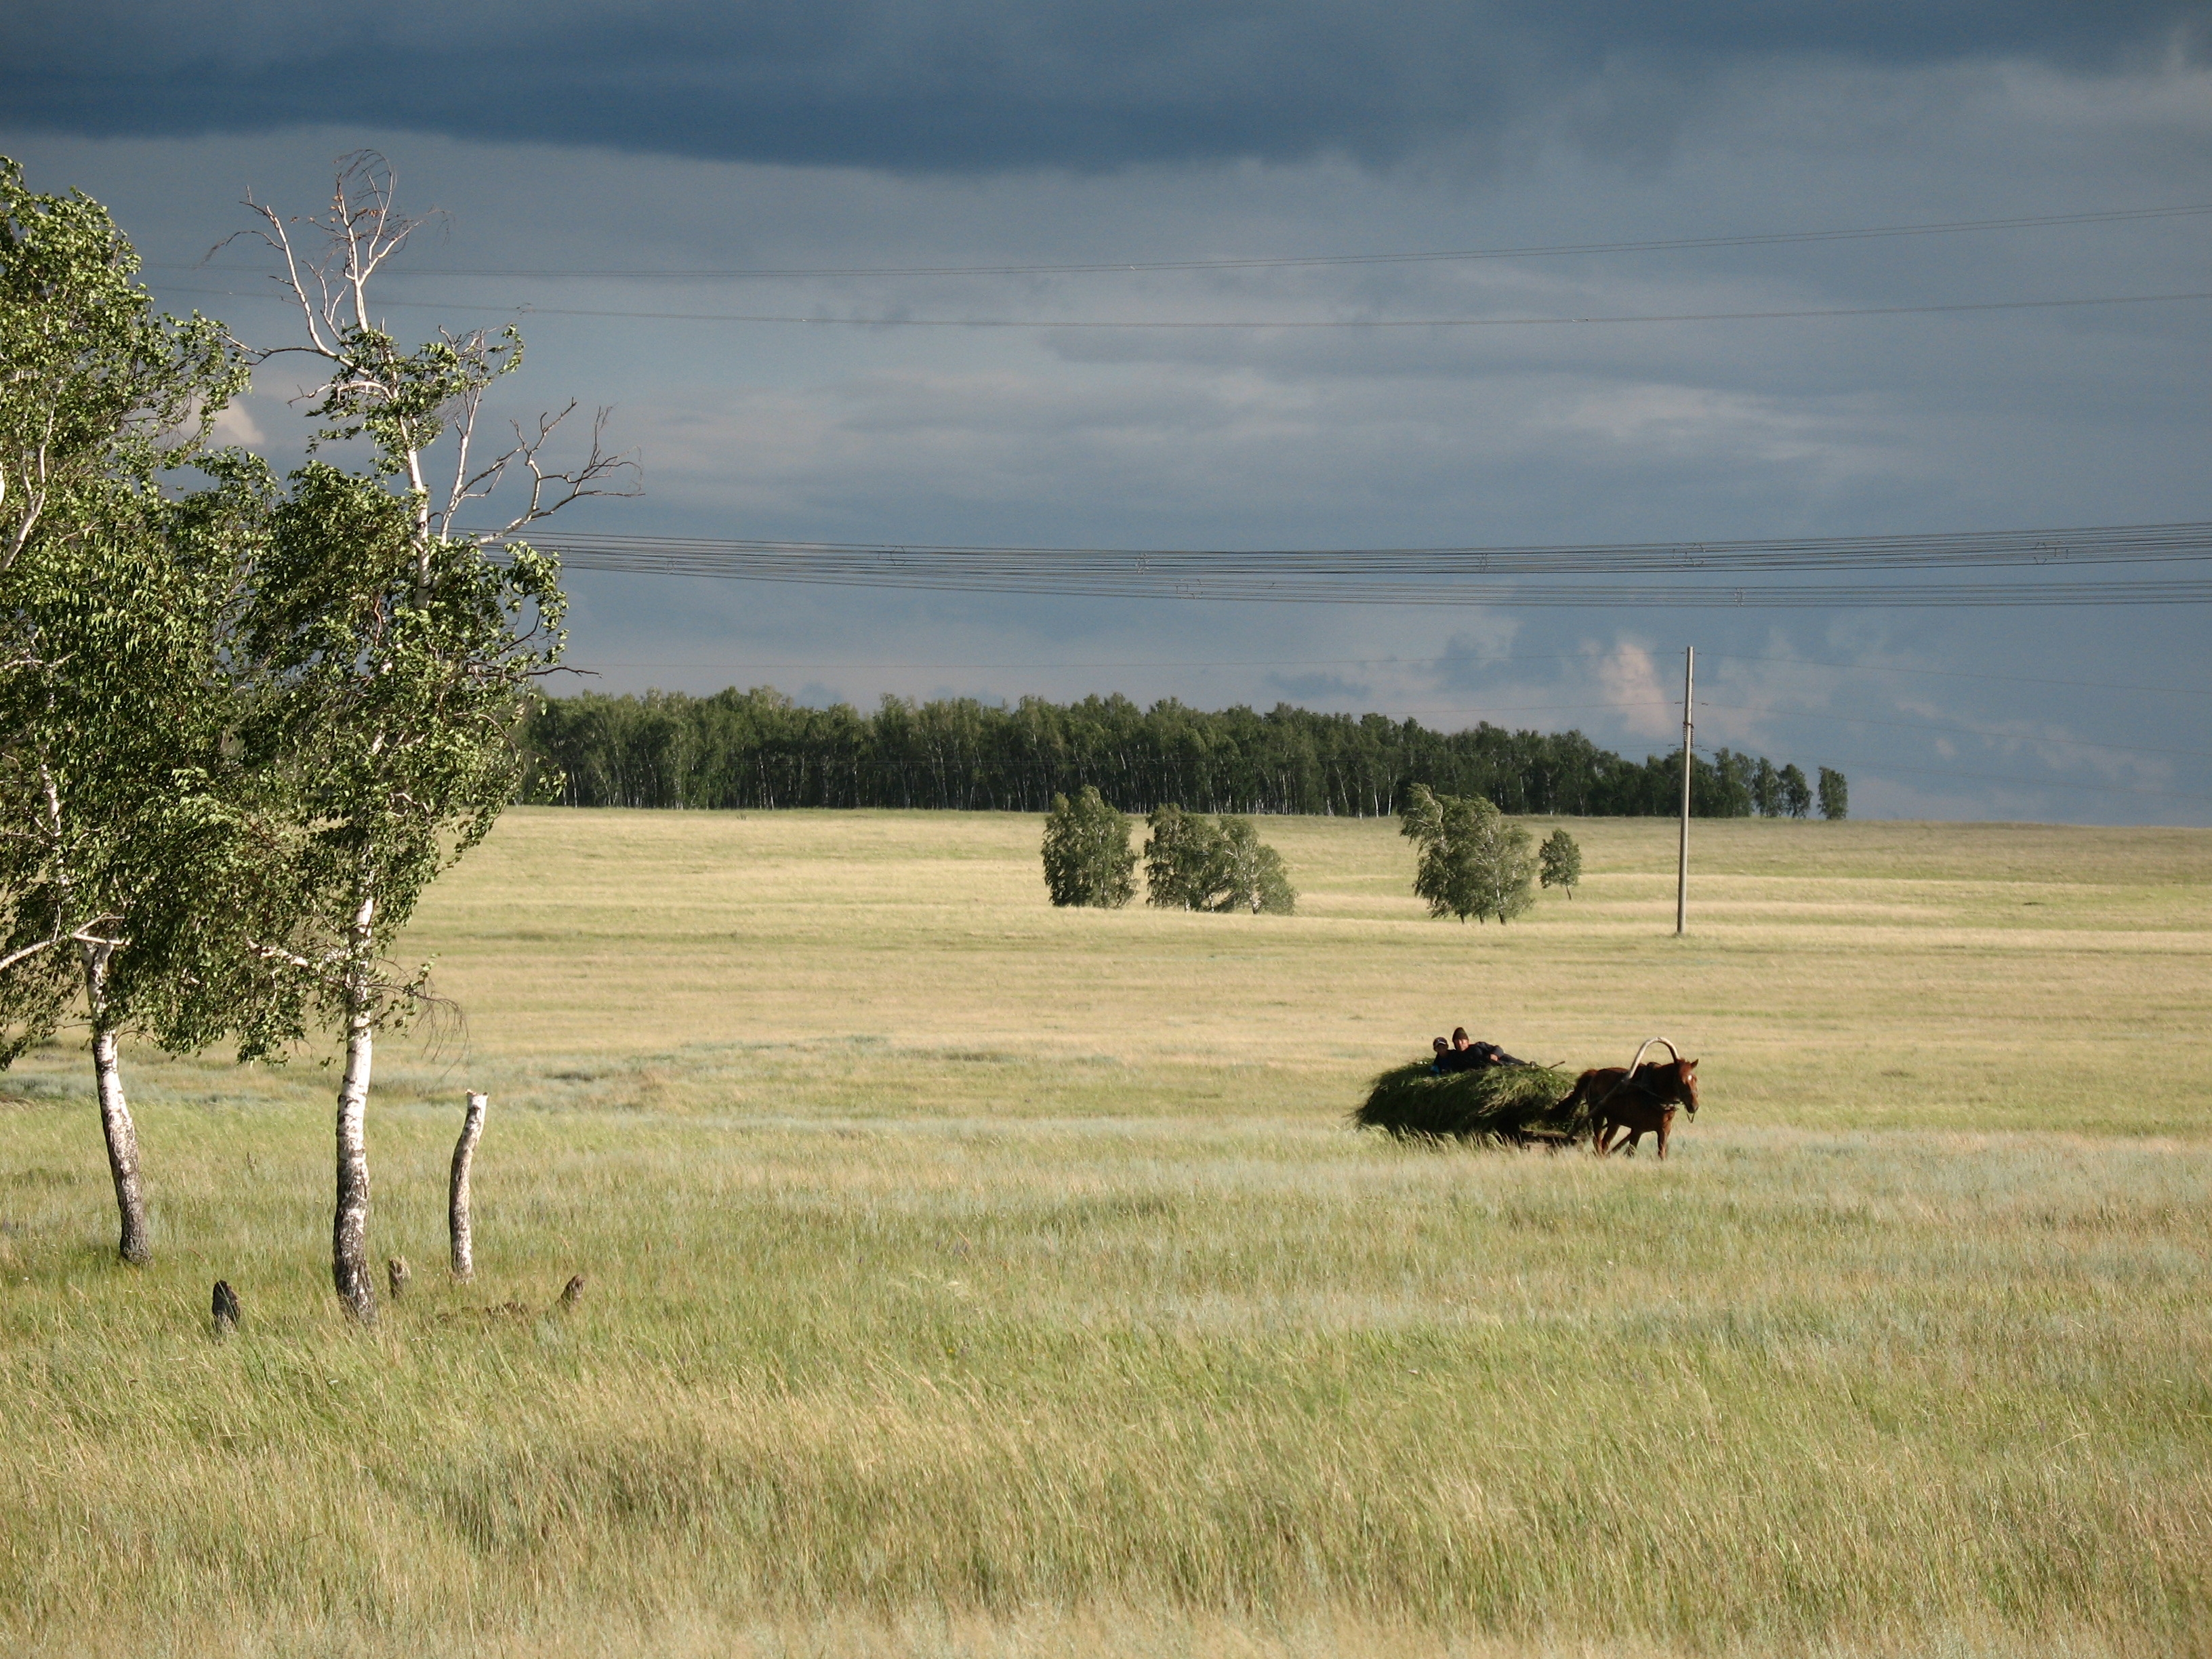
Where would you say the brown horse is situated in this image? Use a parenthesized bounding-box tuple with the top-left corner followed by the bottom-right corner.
(1558, 1058, 1700, 1159)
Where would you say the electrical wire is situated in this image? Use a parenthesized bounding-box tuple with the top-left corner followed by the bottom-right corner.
(563, 649, 2211, 697)
(504, 520, 2212, 607)
(151, 200, 2212, 281)
(516, 520, 2212, 573)
(150, 282, 2212, 330)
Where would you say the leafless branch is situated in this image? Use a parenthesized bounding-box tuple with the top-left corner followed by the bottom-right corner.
(487, 405, 642, 538)
(211, 150, 438, 371)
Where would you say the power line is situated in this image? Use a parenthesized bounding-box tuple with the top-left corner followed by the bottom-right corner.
(523, 520, 2212, 574)
(566, 648, 2211, 698)
(154, 200, 2212, 282)
(509, 520, 2212, 607)
(155, 282, 2212, 330)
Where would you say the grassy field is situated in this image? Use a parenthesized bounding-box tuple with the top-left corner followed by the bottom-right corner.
(3, 809, 2209, 1656)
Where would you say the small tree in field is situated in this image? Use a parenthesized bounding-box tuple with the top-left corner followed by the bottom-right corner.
(1751, 757, 1780, 817)
(1143, 803, 1213, 909)
(1043, 786, 1135, 908)
(1399, 783, 1536, 925)
(1210, 817, 1296, 915)
(1144, 805, 1294, 914)
(1538, 827, 1582, 899)
(1779, 763, 1813, 819)
(1817, 766, 1849, 821)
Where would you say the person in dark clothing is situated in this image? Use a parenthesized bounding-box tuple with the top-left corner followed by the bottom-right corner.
(1449, 1026, 1528, 1069)
(1429, 1037, 1453, 1076)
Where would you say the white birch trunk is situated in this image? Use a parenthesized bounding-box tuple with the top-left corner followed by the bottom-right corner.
(90, 1019, 150, 1265)
(331, 893, 377, 1324)
(79, 948, 150, 1265)
(449, 1090, 487, 1280)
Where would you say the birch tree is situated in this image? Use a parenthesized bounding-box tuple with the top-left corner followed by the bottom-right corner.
(222, 153, 630, 1322)
(1399, 783, 1536, 924)
(1042, 787, 1135, 907)
(1143, 806, 1293, 913)
(1538, 827, 1582, 899)
(0, 157, 251, 1264)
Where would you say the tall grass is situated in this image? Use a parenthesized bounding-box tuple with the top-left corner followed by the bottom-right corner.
(2, 811, 2208, 1655)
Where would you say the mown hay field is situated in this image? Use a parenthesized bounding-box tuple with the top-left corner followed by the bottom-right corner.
(3, 809, 2209, 1658)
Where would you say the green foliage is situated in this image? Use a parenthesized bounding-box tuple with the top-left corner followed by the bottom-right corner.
(1352, 1060, 1582, 1143)
(1211, 817, 1296, 915)
(1537, 827, 1582, 898)
(525, 687, 1822, 819)
(192, 465, 565, 1054)
(1818, 766, 1849, 821)
(1780, 763, 1813, 819)
(1143, 805, 1296, 914)
(0, 155, 257, 1065)
(1752, 756, 1780, 817)
(1397, 783, 1536, 924)
(1041, 785, 1134, 908)
(0, 155, 244, 565)
(1141, 803, 1212, 908)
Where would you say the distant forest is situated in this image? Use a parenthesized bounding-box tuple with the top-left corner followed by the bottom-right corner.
(523, 688, 1835, 819)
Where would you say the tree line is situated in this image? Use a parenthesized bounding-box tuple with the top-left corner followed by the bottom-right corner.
(527, 686, 1848, 820)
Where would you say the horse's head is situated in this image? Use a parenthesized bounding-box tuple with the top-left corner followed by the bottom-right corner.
(1677, 1059, 1700, 1115)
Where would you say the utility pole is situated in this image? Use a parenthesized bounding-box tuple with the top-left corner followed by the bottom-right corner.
(1676, 646, 1694, 937)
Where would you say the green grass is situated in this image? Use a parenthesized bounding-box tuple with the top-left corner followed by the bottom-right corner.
(2, 810, 2209, 1656)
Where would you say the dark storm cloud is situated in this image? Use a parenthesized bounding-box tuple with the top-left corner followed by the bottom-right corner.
(7, 1, 2205, 171)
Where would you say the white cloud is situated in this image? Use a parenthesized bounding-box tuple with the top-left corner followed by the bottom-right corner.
(209, 401, 265, 445)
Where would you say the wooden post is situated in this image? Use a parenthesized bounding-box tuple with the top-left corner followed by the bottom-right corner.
(387, 1256, 411, 1301)
(211, 1280, 239, 1336)
(449, 1091, 487, 1280)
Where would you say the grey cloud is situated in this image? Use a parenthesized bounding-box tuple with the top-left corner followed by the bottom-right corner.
(6, 0, 2205, 171)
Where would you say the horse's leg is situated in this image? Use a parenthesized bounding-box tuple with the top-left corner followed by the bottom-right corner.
(1656, 1109, 1672, 1161)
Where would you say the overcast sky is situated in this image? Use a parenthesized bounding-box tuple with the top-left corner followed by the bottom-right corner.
(6, 1, 2209, 822)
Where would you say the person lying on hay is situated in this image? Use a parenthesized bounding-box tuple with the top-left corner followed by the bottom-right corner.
(1437, 1025, 1528, 1072)
(1364, 1046, 1577, 1143)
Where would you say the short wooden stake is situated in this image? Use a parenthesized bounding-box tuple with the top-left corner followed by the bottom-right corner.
(387, 1256, 411, 1301)
(449, 1090, 487, 1281)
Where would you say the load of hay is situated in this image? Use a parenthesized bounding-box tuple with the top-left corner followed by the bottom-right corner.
(1352, 1061, 1585, 1146)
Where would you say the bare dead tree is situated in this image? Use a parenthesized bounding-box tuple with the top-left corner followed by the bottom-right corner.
(218, 150, 640, 575)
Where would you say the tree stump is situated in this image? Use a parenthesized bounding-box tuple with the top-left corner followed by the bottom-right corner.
(556, 1273, 586, 1311)
(387, 1256, 411, 1301)
(449, 1090, 487, 1281)
(211, 1279, 240, 1336)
